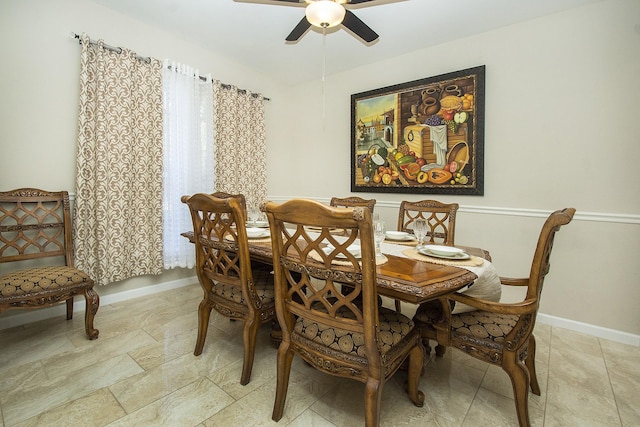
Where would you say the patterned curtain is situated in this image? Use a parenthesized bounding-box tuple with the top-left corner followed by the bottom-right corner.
(74, 34, 164, 286)
(213, 82, 267, 215)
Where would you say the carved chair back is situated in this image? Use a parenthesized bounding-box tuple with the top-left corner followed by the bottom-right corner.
(397, 199, 459, 245)
(330, 196, 376, 214)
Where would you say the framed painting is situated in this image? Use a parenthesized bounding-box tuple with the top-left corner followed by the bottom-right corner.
(351, 65, 485, 195)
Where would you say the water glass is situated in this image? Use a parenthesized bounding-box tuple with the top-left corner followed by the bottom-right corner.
(413, 219, 427, 249)
(373, 220, 386, 256)
(248, 208, 259, 226)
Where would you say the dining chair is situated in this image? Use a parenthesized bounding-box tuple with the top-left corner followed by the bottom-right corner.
(394, 200, 460, 317)
(211, 191, 246, 213)
(397, 199, 459, 245)
(417, 208, 575, 427)
(330, 196, 376, 214)
(263, 199, 424, 427)
(181, 193, 275, 385)
(0, 188, 100, 339)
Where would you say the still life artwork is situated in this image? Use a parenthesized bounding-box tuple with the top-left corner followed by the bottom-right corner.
(351, 66, 485, 195)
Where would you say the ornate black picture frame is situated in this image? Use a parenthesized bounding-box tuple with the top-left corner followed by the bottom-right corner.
(351, 65, 485, 195)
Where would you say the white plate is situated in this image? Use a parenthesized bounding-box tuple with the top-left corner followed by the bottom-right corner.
(323, 244, 361, 259)
(247, 220, 269, 228)
(421, 244, 465, 257)
(419, 247, 470, 260)
(385, 231, 415, 241)
(247, 229, 270, 239)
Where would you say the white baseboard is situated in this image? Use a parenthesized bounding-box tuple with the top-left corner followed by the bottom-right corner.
(537, 313, 640, 346)
(2, 275, 638, 347)
(0, 276, 197, 331)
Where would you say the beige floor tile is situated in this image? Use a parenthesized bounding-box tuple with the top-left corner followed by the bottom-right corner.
(205, 367, 336, 427)
(2, 354, 142, 426)
(128, 326, 199, 370)
(309, 376, 412, 427)
(480, 362, 548, 412)
(107, 377, 234, 426)
(109, 334, 243, 414)
(0, 326, 76, 371)
(12, 388, 126, 427)
(462, 387, 544, 427)
(286, 409, 337, 427)
(0, 361, 48, 395)
(208, 326, 277, 400)
(600, 339, 640, 426)
(419, 355, 486, 425)
(1, 284, 634, 426)
(41, 329, 157, 378)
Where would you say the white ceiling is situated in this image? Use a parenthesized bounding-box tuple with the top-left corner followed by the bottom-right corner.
(89, 0, 599, 85)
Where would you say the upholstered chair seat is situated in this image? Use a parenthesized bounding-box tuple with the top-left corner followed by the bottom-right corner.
(295, 305, 415, 358)
(211, 266, 275, 307)
(1, 266, 93, 299)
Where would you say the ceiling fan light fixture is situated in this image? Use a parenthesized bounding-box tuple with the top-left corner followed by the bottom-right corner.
(305, 1, 346, 28)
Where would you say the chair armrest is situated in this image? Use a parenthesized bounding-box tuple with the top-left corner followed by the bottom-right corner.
(499, 277, 529, 287)
(449, 292, 538, 316)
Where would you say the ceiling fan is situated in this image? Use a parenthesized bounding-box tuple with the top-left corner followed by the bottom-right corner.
(240, 0, 382, 43)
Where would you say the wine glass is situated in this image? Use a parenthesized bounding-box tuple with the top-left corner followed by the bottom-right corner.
(413, 219, 427, 249)
(373, 220, 386, 257)
(247, 208, 260, 226)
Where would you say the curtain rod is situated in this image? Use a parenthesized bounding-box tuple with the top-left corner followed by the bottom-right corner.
(71, 33, 270, 101)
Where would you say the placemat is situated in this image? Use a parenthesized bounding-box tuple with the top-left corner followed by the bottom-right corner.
(401, 248, 484, 267)
(384, 238, 417, 246)
(308, 250, 388, 266)
(247, 236, 272, 243)
(224, 234, 272, 244)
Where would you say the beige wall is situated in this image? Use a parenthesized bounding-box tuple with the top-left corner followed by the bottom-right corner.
(1, 0, 638, 340)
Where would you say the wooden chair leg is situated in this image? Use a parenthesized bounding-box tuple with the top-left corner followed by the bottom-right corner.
(526, 335, 541, 395)
(364, 377, 383, 427)
(406, 345, 425, 407)
(66, 298, 73, 320)
(240, 318, 261, 386)
(505, 360, 532, 427)
(434, 343, 447, 357)
(394, 299, 402, 312)
(194, 298, 213, 356)
(83, 287, 100, 340)
(272, 341, 294, 422)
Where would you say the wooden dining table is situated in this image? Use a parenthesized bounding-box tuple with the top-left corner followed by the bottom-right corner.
(181, 230, 490, 305)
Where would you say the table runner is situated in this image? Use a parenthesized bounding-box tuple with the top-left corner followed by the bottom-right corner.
(381, 241, 501, 313)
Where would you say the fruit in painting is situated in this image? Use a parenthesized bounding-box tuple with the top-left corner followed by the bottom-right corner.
(442, 110, 455, 121)
(454, 111, 468, 123)
(417, 171, 428, 184)
(427, 169, 453, 184)
(404, 163, 421, 181)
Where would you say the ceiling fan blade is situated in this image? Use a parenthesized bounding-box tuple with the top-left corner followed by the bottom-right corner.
(286, 16, 311, 41)
(347, 0, 377, 4)
(342, 10, 378, 43)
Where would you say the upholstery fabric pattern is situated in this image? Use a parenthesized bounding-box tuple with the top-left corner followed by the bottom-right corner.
(0, 266, 92, 297)
(74, 34, 164, 286)
(294, 307, 414, 357)
(213, 81, 267, 213)
(451, 310, 519, 343)
(212, 267, 275, 305)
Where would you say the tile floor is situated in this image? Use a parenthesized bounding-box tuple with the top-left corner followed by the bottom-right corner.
(0, 283, 638, 427)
